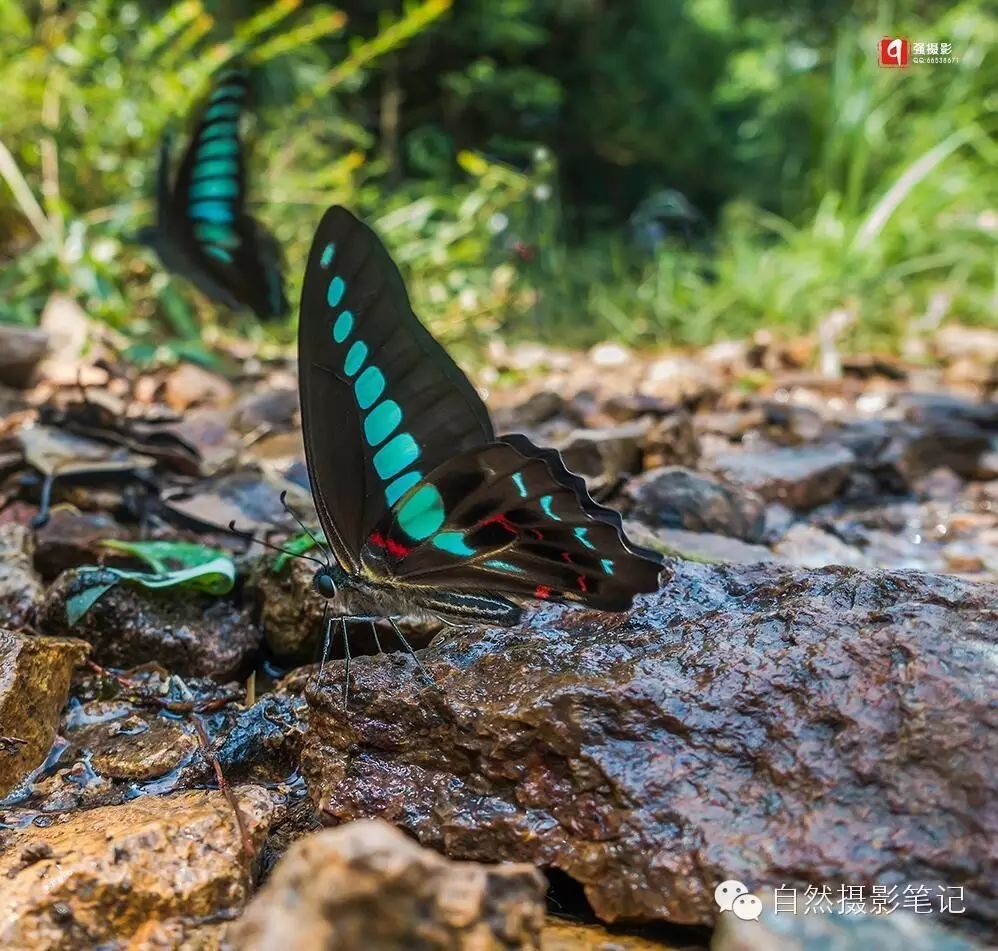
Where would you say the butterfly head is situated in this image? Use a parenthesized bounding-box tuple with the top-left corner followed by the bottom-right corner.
(312, 566, 339, 599)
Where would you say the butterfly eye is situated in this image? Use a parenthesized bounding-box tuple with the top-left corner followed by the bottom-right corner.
(313, 571, 337, 599)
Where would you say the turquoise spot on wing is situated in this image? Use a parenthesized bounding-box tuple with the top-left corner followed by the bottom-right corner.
(189, 200, 234, 224)
(397, 483, 444, 540)
(385, 470, 422, 507)
(327, 276, 346, 307)
(194, 222, 239, 247)
(197, 138, 239, 160)
(364, 400, 401, 447)
(374, 433, 419, 480)
(512, 473, 527, 497)
(200, 121, 239, 144)
(211, 82, 243, 101)
(600, 558, 615, 575)
(355, 366, 385, 410)
(190, 158, 238, 181)
(540, 495, 561, 520)
(574, 527, 595, 550)
(332, 311, 353, 343)
(204, 100, 241, 122)
(344, 341, 367, 376)
(203, 245, 233, 264)
(320, 243, 335, 268)
(485, 559, 522, 573)
(432, 531, 474, 556)
(189, 178, 238, 200)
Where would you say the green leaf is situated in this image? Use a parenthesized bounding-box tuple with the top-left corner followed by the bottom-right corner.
(66, 578, 119, 625)
(100, 539, 228, 574)
(272, 530, 326, 573)
(106, 557, 236, 595)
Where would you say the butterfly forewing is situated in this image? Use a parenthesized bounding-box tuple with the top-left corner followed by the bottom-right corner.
(298, 206, 495, 571)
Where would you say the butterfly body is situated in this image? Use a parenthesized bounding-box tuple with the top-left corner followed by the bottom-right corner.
(299, 206, 662, 640)
(142, 68, 288, 321)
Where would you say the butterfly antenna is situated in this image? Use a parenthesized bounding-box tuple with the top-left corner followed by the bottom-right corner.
(225, 520, 327, 568)
(279, 490, 332, 565)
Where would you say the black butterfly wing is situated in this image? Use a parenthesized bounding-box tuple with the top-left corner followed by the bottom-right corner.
(362, 436, 663, 611)
(165, 68, 288, 320)
(298, 206, 495, 573)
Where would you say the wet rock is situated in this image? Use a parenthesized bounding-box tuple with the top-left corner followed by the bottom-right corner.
(759, 400, 825, 445)
(0, 786, 280, 949)
(625, 467, 765, 542)
(642, 410, 701, 469)
(0, 631, 89, 796)
(231, 820, 546, 950)
(303, 562, 997, 937)
(36, 570, 261, 680)
(772, 523, 871, 569)
(557, 422, 648, 488)
(31, 508, 128, 580)
(711, 888, 982, 951)
(0, 524, 43, 628)
(708, 444, 855, 510)
(0, 324, 49, 388)
(88, 716, 197, 781)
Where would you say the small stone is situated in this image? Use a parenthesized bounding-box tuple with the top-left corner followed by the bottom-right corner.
(709, 444, 855, 510)
(32, 509, 128, 581)
(0, 524, 44, 629)
(0, 630, 89, 796)
(89, 717, 197, 781)
(641, 411, 700, 469)
(161, 363, 235, 412)
(773, 523, 870, 569)
(0, 325, 49, 388)
(557, 422, 648, 488)
(625, 467, 765, 542)
(0, 787, 279, 948)
(230, 820, 546, 950)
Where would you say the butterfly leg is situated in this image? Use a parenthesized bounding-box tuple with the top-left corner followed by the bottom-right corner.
(387, 617, 434, 685)
(340, 616, 351, 709)
(318, 603, 334, 679)
(369, 620, 384, 655)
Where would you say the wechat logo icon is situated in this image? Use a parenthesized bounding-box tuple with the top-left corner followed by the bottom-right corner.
(715, 880, 763, 922)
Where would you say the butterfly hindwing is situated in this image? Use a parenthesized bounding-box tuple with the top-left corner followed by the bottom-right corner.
(363, 436, 663, 611)
(298, 206, 495, 572)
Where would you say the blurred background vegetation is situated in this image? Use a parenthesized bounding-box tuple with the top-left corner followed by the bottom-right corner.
(0, 0, 994, 364)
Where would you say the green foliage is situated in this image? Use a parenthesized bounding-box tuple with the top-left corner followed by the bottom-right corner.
(66, 540, 236, 624)
(0, 0, 994, 354)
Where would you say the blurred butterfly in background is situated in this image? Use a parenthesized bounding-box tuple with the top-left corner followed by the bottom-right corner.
(138, 67, 289, 321)
(294, 206, 663, 698)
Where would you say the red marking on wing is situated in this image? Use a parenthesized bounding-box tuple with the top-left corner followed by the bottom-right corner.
(577, 575, 589, 593)
(530, 528, 544, 540)
(534, 584, 551, 599)
(561, 551, 573, 563)
(483, 514, 518, 535)
(369, 531, 412, 559)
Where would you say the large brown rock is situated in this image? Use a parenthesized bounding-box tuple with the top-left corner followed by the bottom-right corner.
(0, 786, 279, 949)
(231, 819, 546, 950)
(303, 562, 997, 939)
(0, 631, 89, 796)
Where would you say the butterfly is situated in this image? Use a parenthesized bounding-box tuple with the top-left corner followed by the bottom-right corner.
(296, 207, 663, 690)
(138, 67, 289, 322)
